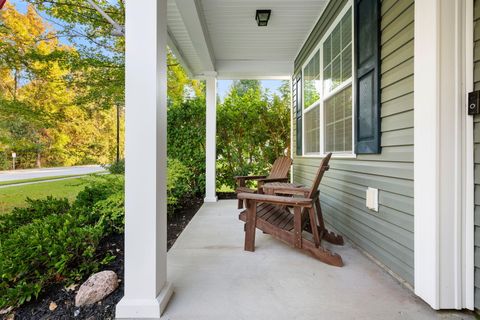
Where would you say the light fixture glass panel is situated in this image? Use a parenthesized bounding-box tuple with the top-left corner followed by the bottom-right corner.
(258, 12, 269, 20)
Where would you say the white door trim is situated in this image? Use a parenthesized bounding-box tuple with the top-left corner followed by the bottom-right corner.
(463, 0, 474, 310)
(414, 0, 474, 310)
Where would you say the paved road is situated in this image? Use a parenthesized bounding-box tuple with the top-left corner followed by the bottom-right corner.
(0, 165, 105, 182)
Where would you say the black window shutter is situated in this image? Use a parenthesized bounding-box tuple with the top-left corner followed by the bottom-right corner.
(293, 74, 302, 155)
(354, 0, 381, 154)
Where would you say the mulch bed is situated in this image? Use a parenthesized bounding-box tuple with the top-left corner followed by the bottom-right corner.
(216, 192, 237, 200)
(7, 195, 208, 320)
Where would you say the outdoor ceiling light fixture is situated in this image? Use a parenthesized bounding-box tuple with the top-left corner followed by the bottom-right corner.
(255, 9, 271, 26)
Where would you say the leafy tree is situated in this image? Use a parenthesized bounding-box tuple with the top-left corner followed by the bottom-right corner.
(13, 0, 204, 169)
(217, 80, 290, 189)
(167, 98, 206, 195)
(0, 3, 122, 168)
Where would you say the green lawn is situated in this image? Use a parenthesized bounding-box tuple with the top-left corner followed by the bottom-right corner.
(0, 174, 88, 186)
(0, 176, 95, 215)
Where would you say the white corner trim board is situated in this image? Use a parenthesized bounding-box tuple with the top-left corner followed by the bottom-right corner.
(414, 0, 474, 310)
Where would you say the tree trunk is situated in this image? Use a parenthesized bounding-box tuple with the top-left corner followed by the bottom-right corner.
(36, 153, 42, 168)
(116, 104, 121, 162)
(13, 69, 18, 101)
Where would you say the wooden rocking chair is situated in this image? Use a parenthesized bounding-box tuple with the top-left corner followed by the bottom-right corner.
(234, 156, 293, 209)
(237, 153, 344, 267)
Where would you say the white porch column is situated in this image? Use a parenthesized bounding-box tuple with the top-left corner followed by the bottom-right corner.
(204, 73, 218, 203)
(116, 0, 173, 318)
(414, 0, 473, 310)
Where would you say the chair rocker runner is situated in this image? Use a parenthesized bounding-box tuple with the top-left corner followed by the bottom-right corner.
(235, 156, 293, 209)
(238, 153, 344, 267)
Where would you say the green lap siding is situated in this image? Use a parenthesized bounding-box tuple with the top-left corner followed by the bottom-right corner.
(292, 0, 414, 284)
(474, 0, 480, 309)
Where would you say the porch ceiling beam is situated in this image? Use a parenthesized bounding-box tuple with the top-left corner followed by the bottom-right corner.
(212, 60, 293, 80)
(167, 28, 194, 78)
(175, 0, 215, 71)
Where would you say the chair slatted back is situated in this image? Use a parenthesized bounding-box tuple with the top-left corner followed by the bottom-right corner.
(267, 156, 293, 179)
(307, 153, 332, 199)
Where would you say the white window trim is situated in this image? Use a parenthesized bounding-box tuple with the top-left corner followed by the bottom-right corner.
(301, 1, 356, 159)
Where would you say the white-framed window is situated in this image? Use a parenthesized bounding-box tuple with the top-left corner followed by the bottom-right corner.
(302, 3, 354, 157)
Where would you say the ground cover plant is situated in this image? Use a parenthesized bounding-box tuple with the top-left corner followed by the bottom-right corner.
(0, 175, 124, 309)
(0, 157, 196, 311)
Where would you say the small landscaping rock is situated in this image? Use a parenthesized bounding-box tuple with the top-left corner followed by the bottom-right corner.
(0, 306, 12, 315)
(75, 271, 119, 307)
(49, 301, 58, 311)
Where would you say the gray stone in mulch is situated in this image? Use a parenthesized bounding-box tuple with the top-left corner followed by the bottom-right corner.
(75, 271, 119, 307)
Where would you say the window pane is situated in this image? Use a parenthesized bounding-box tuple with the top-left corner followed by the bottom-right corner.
(325, 124, 334, 152)
(305, 105, 320, 153)
(323, 36, 331, 66)
(331, 24, 341, 58)
(323, 64, 332, 93)
(341, 44, 352, 81)
(331, 56, 341, 90)
(334, 120, 345, 151)
(323, 8, 352, 95)
(324, 86, 353, 153)
(304, 51, 320, 109)
(341, 9, 352, 48)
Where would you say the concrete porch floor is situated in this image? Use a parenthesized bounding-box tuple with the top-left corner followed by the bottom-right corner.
(163, 200, 474, 320)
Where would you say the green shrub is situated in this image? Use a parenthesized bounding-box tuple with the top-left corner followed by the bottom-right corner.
(73, 175, 124, 212)
(0, 151, 9, 171)
(0, 197, 70, 240)
(105, 159, 125, 174)
(167, 99, 206, 195)
(167, 158, 193, 213)
(216, 80, 291, 189)
(0, 212, 105, 308)
(0, 176, 125, 309)
(0, 162, 198, 308)
(92, 192, 125, 234)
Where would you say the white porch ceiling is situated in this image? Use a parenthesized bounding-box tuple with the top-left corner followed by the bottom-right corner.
(167, 0, 329, 79)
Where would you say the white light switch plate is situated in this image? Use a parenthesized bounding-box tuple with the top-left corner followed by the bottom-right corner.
(366, 187, 379, 212)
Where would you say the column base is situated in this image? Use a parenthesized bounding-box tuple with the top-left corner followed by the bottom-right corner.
(204, 196, 218, 203)
(115, 282, 173, 319)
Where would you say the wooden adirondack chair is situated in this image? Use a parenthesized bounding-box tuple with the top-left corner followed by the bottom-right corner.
(235, 156, 293, 209)
(237, 153, 344, 267)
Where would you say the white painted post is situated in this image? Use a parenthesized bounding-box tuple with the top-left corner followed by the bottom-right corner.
(204, 73, 218, 203)
(115, 0, 173, 318)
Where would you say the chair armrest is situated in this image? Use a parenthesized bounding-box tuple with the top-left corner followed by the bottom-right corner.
(269, 186, 311, 196)
(257, 177, 289, 183)
(234, 175, 267, 181)
(237, 192, 313, 208)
